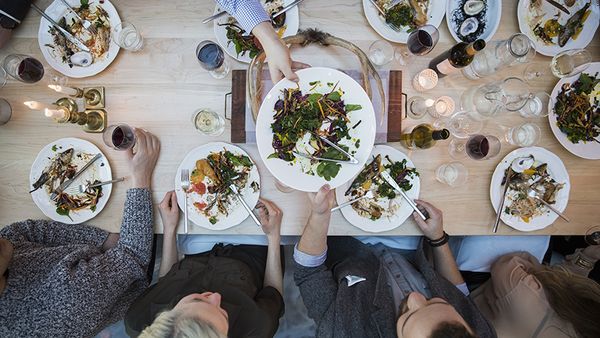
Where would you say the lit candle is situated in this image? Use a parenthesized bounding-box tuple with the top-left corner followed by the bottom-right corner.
(412, 69, 439, 92)
(435, 96, 455, 117)
(48, 85, 79, 96)
(425, 99, 435, 108)
(24, 101, 48, 110)
(44, 107, 67, 121)
(435, 101, 447, 113)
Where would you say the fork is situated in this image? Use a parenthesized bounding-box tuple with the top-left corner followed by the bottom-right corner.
(180, 169, 190, 233)
(59, 0, 98, 35)
(64, 177, 125, 194)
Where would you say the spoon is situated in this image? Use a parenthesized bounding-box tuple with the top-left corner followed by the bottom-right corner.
(331, 191, 374, 212)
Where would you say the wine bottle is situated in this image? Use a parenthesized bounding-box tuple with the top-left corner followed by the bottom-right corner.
(429, 39, 486, 78)
(400, 124, 450, 150)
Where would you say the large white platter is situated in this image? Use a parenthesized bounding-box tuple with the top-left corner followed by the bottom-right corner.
(490, 147, 570, 232)
(446, 0, 502, 42)
(213, 0, 299, 63)
(548, 62, 600, 160)
(335, 145, 420, 233)
(362, 0, 446, 43)
(37, 0, 121, 78)
(517, 0, 599, 57)
(29, 138, 113, 224)
(256, 67, 376, 192)
(174, 142, 261, 230)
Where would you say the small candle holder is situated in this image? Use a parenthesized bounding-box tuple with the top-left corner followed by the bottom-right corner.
(53, 98, 107, 132)
(51, 85, 106, 109)
(428, 96, 456, 118)
(412, 69, 439, 92)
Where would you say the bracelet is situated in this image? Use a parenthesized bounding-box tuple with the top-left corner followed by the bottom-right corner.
(426, 232, 449, 247)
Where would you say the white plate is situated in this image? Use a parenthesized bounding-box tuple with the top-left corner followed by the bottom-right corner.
(548, 62, 600, 160)
(256, 67, 376, 192)
(37, 0, 121, 78)
(29, 138, 113, 224)
(335, 145, 420, 233)
(446, 0, 502, 42)
(517, 0, 599, 57)
(174, 142, 261, 230)
(213, 0, 299, 63)
(362, 0, 446, 43)
(489, 147, 570, 232)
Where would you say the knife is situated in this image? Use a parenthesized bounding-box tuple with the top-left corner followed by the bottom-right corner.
(229, 184, 262, 227)
(544, 0, 570, 15)
(203, 0, 303, 24)
(51, 153, 102, 200)
(31, 3, 91, 52)
(492, 168, 513, 233)
(379, 171, 427, 220)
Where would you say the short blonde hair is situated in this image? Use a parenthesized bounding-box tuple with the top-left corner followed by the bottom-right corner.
(138, 309, 227, 338)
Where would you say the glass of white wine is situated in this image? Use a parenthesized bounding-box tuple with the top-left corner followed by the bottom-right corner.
(550, 49, 591, 78)
(192, 109, 225, 136)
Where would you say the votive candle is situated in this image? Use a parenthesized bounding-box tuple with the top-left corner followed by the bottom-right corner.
(412, 69, 439, 92)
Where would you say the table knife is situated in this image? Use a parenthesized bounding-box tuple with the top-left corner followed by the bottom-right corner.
(544, 0, 570, 15)
(51, 153, 102, 200)
(31, 4, 91, 52)
(380, 171, 427, 220)
(492, 168, 512, 233)
(229, 184, 262, 227)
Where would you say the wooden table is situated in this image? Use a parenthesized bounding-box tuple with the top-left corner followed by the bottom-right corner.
(1, 0, 598, 236)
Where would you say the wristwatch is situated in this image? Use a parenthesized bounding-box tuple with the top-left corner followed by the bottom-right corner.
(0, 14, 18, 30)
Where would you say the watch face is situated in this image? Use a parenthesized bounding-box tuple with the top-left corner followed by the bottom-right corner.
(0, 16, 17, 30)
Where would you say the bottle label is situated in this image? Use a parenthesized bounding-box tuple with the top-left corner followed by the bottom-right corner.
(436, 59, 458, 75)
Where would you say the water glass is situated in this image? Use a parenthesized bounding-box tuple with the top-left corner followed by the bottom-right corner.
(407, 96, 433, 119)
(0, 98, 12, 126)
(196, 41, 230, 79)
(112, 22, 144, 52)
(368, 40, 394, 66)
(505, 122, 541, 147)
(551, 49, 591, 78)
(192, 109, 225, 136)
(435, 162, 468, 187)
(2, 54, 45, 84)
(406, 25, 439, 56)
(465, 134, 501, 160)
(103, 124, 136, 150)
(447, 111, 483, 138)
(523, 63, 549, 85)
(519, 92, 551, 118)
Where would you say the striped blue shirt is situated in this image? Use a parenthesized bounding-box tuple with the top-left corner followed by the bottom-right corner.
(214, 0, 271, 33)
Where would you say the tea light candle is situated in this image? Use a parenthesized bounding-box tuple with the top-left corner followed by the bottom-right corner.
(435, 96, 455, 116)
(44, 107, 67, 121)
(413, 69, 439, 92)
(48, 85, 79, 97)
(24, 101, 48, 111)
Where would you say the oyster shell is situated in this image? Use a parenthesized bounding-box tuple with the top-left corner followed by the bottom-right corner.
(460, 17, 479, 36)
(70, 51, 93, 67)
(511, 156, 535, 173)
(464, 0, 485, 16)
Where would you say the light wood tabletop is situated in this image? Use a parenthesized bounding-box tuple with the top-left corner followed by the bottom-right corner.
(0, 0, 598, 236)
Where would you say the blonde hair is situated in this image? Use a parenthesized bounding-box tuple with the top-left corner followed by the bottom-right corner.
(138, 309, 227, 338)
(532, 267, 600, 338)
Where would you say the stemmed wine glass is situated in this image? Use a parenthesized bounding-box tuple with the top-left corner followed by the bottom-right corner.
(2, 54, 45, 84)
(103, 124, 137, 151)
(196, 40, 230, 79)
(450, 134, 501, 161)
(395, 25, 439, 65)
(523, 49, 591, 83)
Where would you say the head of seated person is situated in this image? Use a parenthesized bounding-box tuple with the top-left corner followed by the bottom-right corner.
(396, 292, 475, 338)
(139, 292, 228, 338)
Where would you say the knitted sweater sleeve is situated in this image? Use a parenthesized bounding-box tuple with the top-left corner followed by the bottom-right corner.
(0, 219, 108, 247)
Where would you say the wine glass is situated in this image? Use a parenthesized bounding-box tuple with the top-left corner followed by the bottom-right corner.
(196, 40, 230, 79)
(0, 98, 12, 126)
(191, 109, 225, 136)
(112, 22, 144, 51)
(447, 111, 483, 139)
(103, 124, 137, 151)
(519, 92, 551, 118)
(465, 134, 501, 160)
(523, 63, 549, 85)
(551, 49, 591, 78)
(406, 25, 439, 56)
(585, 226, 600, 246)
(2, 54, 45, 84)
(368, 40, 394, 66)
(435, 162, 468, 187)
(505, 122, 541, 147)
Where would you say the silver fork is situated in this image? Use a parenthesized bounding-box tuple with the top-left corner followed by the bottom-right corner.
(180, 169, 190, 233)
(59, 0, 98, 35)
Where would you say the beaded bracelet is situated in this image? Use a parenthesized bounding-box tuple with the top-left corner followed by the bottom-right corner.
(426, 232, 449, 247)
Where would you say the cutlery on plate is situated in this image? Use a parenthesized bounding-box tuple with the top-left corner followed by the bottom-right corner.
(367, 0, 402, 31)
(58, 0, 98, 35)
(493, 167, 512, 233)
(51, 153, 102, 200)
(331, 190, 374, 212)
(379, 171, 428, 220)
(229, 184, 262, 227)
(64, 177, 125, 194)
(31, 3, 91, 52)
(203, 0, 303, 24)
(293, 133, 360, 164)
(544, 0, 570, 15)
(181, 169, 190, 233)
(293, 151, 359, 164)
(527, 189, 570, 222)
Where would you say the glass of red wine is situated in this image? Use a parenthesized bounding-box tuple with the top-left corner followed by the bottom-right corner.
(103, 124, 136, 151)
(465, 134, 501, 161)
(2, 54, 45, 84)
(406, 25, 439, 56)
(196, 40, 230, 79)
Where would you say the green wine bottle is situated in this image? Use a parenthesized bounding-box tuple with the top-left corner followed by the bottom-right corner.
(429, 39, 486, 78)
(400, 124, 450, 149)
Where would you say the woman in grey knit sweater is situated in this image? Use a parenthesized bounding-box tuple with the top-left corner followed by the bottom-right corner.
(0, 129, 160, 338)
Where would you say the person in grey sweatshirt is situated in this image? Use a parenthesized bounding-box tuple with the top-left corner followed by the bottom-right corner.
(0, 129, 160, 337)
